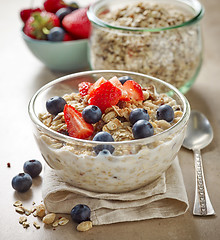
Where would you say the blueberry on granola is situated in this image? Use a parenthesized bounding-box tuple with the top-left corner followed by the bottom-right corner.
(156, 105, 174, 122)
(93, 131, 115, 154)
(132, 120, 154, 139)
(46, 96, 66, 115)
(82, 105, 102, 124)
(71, 204, 91, 223)
(12, 173, 32, 193)
(23, 159, 42, 178)
(118, 76, 133, 85)
(129, 108, 150, 125)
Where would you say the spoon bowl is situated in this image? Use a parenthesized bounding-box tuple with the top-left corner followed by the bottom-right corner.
(183, 111, 213, 150)
(183, 110, 215, 216)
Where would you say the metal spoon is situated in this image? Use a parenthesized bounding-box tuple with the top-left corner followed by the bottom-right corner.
(183, 110, 215, 216)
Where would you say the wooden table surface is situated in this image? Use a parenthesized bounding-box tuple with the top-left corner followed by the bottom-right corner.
(0, 0, 220, 239)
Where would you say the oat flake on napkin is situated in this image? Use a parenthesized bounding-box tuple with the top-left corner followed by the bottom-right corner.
(42, 157, 188, 225)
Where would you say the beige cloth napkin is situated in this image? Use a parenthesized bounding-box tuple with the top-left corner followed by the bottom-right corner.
(42, 157, 188, 225)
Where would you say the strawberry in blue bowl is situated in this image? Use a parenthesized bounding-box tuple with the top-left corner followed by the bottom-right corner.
(20, 0, 91, 71)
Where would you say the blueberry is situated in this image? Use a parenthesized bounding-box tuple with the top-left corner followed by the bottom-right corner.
(118, 76, 133, 85)
(93, 131, 115, 154)
(23, 159, 42, 178)
(46, 96, 66, 115)
(12, 173, 32, 193)
(132, 120, 154, 139)
(156, 105, 174, 122)
(129, 108, 150, 125)
(70, 204, 91, 223)
(56, 7, 72, 21)
(47, 27, 65, 42)
(99, 149, 111, 155)
(82, 105, 102, 124)
(68, 2, 79, 11)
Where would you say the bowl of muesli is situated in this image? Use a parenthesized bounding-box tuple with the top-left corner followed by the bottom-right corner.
(87, 0, 204, 94)
(28, 70, 190, 193)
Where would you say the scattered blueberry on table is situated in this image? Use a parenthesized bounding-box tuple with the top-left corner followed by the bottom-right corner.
(23, 159, 42, 178)
(71, 204, 91, 223)
(12, 173, 32, 193)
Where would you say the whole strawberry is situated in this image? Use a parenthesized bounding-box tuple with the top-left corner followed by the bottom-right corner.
(44, 0, 67, 13)
(20, 8, 42, 23)
(23, 11, 60, 40)
(62, 7, 91, 39)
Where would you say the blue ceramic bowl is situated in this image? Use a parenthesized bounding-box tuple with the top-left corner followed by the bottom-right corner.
(22, 31, 89, 72)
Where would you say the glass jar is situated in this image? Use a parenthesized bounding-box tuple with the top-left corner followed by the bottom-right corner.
(87, 0, 204, 94)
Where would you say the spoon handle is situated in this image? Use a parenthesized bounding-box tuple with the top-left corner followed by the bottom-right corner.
(193, 149, 215, 216)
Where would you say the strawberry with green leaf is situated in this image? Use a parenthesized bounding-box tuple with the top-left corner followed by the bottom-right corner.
(23, 11, 60, 40)
(20, 8, 42, 23)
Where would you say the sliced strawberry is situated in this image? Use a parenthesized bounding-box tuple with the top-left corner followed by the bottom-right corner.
(122, 80, 144, 101)
(89, 81, 122, 112)
(62, 7, 91, 39)
(78, 82, 93, 97)
(109, 76, 130, 101)
(43, 0, 67, 13)
(64, 105, 93, 139)
(88, 77, 107, 97)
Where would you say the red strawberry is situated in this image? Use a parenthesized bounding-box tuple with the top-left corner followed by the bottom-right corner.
(62, 7, 91, 39)
(20, 8, 42, 23)
(63, 32, 77, 41)
(88, 77, 107, 97)
(23, 11, 60, 40)
(109, 76, 130, 101)
(122, 80, 144, 101)
(78, 82, 93, 97)
(64, 105, 94, 139)
(43, 0, 67, 13)
(89, 81, 122, 112)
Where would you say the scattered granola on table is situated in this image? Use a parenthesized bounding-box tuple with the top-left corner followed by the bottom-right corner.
(13, 201, 70, 230)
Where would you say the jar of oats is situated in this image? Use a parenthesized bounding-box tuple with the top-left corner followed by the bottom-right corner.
(87, 0, 204, 94)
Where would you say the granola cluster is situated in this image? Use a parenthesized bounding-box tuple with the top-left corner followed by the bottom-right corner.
(13, 200, 70, 230)
(39, 84, 183, 142)
(89, 1, 202, 90)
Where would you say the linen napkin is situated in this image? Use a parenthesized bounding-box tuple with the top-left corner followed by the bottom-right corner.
(42, 157, 188, 225)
